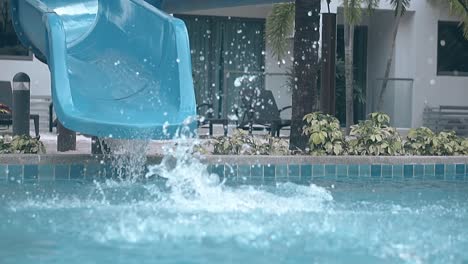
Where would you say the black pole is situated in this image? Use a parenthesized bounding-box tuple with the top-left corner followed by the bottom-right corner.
(57, 121, 76, 152)
(12, 73, 30, 136)
(320, 13, 337, 116)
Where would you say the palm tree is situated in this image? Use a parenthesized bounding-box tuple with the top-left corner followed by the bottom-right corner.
(291, 0, 321, 150)
(266, 0, 321, 151)
(342, 0, 378, 133)
(342, 0, 358, 134)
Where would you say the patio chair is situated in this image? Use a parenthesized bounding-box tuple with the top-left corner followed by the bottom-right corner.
(197, 103, 228, 136)
(235, 89, 291, 136)
(0, 81, 40, 137)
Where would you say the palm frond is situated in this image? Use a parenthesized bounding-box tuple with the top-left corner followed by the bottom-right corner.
(343, 0, 363, 25)
(449, 0, 468, 38)
(433, 0, 468, 39)
(364, 0, 380, 15)
(265, 2, 295, 61)
(456, 0, 468, 13)
(389, 0, 411, 16)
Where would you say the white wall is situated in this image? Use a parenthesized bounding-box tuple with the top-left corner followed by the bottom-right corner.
(366, 10, 399, 113)
(4, 0, 466, 128)
(0, 56, 51, 96)
(346, 0, 467, 127)
(400, 0, 468, 127)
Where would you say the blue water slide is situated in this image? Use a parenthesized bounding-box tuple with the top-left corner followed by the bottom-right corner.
(10, 0, 283, 139)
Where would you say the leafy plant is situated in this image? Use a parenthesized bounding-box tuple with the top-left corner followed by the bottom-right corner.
(0, 136, 11, 154)
(302, 112, 346, 155)
(459, 137, 468, 155)
(1, 135, 46, 154)
(206, 130, 289, 155)
(404, 127, 438, 155)
(405, 127, 468, 156)
(348, 112, 404, 156)
(265, 3, 295, 61)
(433, 131, 466, 156)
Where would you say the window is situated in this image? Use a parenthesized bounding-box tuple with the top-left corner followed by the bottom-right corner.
(176, 15, 265, 118)
(437, 21, 468, 76)
(0, 0, 31, 60)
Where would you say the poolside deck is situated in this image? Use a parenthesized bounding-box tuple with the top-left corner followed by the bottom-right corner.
(40, 133, 174, 155)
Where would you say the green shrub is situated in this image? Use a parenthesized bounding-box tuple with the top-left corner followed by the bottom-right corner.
(348, 113, 404, 156)
(433, 131, 465, 156)
(10, 135, 46, 154)
(302, 112, 346, 155)
(207, 130, 289, 155)
(0, 135, 46, 154)
(210, 129, 252, 155)
(459, 138, 468, 155)
(404, 127, 437, 155)
(405, 128, 468, 156)
(0, 137, 11, 154)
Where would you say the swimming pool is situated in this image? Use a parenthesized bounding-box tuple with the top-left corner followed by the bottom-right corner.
(1, 177, 467, 264)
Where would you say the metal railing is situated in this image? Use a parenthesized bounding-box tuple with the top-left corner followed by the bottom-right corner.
(372, 78, 414, 128)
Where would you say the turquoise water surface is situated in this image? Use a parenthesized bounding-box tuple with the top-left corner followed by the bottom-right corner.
(1, 177, 468, 264)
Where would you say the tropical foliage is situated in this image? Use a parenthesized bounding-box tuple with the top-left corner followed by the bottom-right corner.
(404, 127, 438, 155)
(302, 112, 346, 155)
(203, 112, 468, 156)
(0, 135, 46, 154)
(348, 113, 404, 156)
(434, 0, 468, 38)
(200, 130, 290, 155)
(265, 3, 295, 61)
(406, 129, 468, 156)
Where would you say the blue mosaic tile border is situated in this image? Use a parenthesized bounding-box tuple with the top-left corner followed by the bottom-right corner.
(0, 162, 467, 184)
(206, 163, 468, 184)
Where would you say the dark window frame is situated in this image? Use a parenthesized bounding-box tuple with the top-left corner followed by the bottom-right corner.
(437, 21, 468, 77)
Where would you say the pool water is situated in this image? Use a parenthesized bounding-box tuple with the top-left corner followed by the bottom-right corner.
(1, 178, 468, 264)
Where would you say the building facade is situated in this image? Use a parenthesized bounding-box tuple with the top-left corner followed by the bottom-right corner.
(0, 0, 466, 129)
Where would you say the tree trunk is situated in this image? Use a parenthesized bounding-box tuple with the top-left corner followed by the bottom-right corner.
(289, 0, 321, 151)
(378, 3, 403, 111)
(344, 23, 354, 134)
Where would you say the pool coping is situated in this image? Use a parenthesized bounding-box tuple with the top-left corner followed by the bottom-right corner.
(1, 154, 468, 165)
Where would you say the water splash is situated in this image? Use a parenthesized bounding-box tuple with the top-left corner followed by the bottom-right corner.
(4, 121, 335, 248)
(145, 139, 333, 214)
(100, 138, 149, 182)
